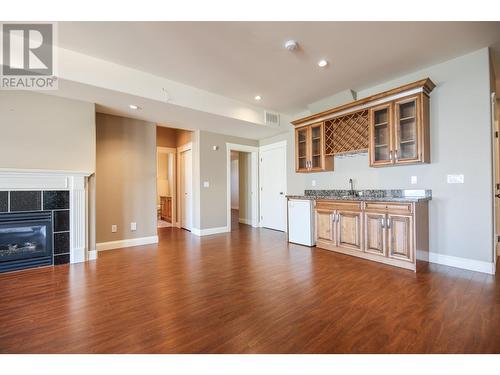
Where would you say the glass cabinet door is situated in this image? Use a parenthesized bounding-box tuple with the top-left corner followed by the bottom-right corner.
(310, 123, 323, 170)
(394, 97, 418, 162)
(296, 127, 308, 171)
(370, 104, 392, 165)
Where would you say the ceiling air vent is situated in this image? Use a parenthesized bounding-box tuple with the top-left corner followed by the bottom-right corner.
(264, 111, 280, 126)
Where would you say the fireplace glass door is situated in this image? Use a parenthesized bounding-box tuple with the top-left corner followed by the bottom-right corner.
(0, 211, 53, 272)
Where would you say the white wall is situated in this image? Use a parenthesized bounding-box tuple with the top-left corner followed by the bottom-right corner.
(262, 48, 494, 264)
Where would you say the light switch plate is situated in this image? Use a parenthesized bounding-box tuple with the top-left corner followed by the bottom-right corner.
(203, 181, 210, 188)
(410, 176, 417, 184)
(312, 180, 316, 187)
(447, 174, 464, 184)
(111, 224, 117, 233)
(131, 222, 137, 231)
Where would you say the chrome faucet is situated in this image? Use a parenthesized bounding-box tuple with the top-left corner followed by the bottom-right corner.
(349, 178, 355, 196)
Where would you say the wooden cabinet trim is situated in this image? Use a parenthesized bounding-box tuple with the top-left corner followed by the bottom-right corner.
(316, 200, 362, 212)
(364, 202, 413, 214)
(292, 78, 435, 126)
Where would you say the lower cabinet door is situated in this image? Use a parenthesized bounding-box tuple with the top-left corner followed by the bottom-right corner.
(337, 211, 362, 251)
(315, 210, 334, 242)
(364, 212, 386, 256)
(387, 214, 413, 262)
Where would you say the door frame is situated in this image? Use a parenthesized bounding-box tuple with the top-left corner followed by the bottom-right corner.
(226, 143, 259, 231)
(156, 147, 177, 225)
(259, 140, 288, 230)
(491, 93, 499, 268)
(177, 142, 193, 230)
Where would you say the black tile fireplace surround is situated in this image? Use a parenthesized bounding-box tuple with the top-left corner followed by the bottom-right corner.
(0, 190, 70, 273)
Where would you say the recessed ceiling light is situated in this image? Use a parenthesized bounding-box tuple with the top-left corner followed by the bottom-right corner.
(318, 59, 328, 68)
(129, 104, 140, 110)
(284, 40, 298, 51)
(254, 95, 262, 101)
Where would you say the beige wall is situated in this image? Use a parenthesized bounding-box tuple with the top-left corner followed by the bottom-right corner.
(156, 126, 177, 148)
(96, 113, 157, 243)
(157, 126, 192, 148)
(176, 129, 192, 147)
(199, 131, 258, 229)
(0, 91, 96, 172)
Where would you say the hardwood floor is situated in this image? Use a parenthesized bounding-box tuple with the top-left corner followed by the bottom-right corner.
(0, 225, 499, 353)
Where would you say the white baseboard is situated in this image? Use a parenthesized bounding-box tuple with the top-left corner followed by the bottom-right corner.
(87, 250, 98, 261)
(238, 218, 252, 225)
(70, 246, 86, 264)
(417, 250, 495, 275)
(96, 235, 159, 251)
(191, 226, 229, 236)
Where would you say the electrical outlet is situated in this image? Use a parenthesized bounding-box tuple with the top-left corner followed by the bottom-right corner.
(111, 224, 117, 233)
(131, 222, 137, 231)
(312, 180, 316, 187)
(203, 181, 210, 188)
(447, 174, 464, 184)
(410, 176, 417, 184)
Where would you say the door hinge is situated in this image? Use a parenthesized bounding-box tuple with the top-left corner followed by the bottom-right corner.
(497, 235, 500, 243)
(496, 131, 499, 138)
(497, 183, 500, 190)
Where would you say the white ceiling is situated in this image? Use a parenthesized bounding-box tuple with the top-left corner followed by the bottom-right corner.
(58, 21, 500, 115)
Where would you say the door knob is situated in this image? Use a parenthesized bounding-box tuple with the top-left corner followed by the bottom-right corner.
(496, 194, 500, 198)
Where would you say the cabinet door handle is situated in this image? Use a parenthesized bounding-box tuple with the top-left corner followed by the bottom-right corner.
(394, 150, 398, 161)
(381, 217, 385, 228)
(389, 151, 393, 162)
(387, 218, 391, 228)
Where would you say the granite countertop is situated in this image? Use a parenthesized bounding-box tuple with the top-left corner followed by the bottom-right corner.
(287, 189, 432, 203)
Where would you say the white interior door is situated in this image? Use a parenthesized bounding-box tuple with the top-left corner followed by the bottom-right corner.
(180, 149, 192, 230)
(260, 143, 287, 231)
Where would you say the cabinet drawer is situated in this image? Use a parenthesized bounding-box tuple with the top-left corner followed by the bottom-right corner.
(316, 200, 362, 212)
(364, 202, 413, 214)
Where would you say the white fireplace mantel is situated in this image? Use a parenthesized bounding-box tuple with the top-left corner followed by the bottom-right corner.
(0, 168, 94, 264)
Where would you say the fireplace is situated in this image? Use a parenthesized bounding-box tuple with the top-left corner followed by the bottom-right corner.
(0, 211, 53, 273)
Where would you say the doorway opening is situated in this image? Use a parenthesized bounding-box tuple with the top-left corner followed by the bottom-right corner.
(230, 150, 253, 231)
(226, 143, 259, 232)
(156, 125, 193, 231)
(156, 147, 175, 228)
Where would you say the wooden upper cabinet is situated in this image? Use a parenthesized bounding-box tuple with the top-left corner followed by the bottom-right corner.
(369, 93, 430, 167)
(369, 103, 393, 166)
(294, 122, 334, 173)
(292, 78, 434, 172)
(295, 127, 309, 172)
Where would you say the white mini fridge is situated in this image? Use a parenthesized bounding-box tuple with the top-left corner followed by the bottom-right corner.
(287, 199, 315, 246)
